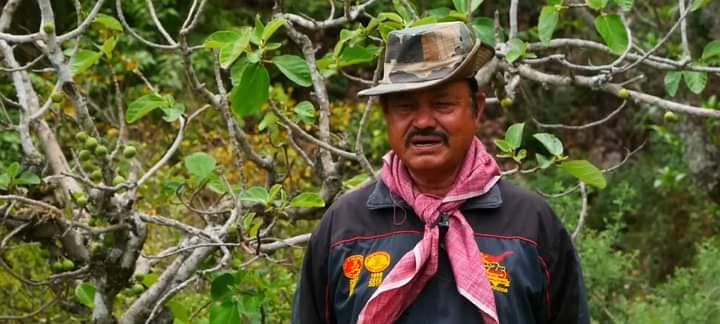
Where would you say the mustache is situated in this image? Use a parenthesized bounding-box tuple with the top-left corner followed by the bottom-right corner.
(404, 128, 449, 147)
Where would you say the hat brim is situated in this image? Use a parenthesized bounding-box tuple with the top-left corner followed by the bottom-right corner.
(357, 41, 489, 97)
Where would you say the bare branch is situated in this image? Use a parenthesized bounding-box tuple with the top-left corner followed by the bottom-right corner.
(571, 182, 588, 243)
(533, 101, 628, 130)
(269, 100, 358, 160)
(144, 0, 178, 46)
(116, 0, 179, 50)
(508, 62, 720, 118)
(0, 195, 63, 216)
(282, 0, 381, 30)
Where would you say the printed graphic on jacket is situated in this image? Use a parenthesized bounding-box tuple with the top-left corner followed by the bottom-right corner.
(482, 251, 513, 293)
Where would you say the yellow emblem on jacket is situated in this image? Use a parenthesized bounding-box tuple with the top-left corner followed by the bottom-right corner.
(364, 251, 391, 287)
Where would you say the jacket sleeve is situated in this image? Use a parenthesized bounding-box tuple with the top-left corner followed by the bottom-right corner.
(539, 205, 590, 324)
(292, 212, 333, 324)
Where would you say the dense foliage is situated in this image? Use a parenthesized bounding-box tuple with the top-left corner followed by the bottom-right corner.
(0, 0, 719, 323)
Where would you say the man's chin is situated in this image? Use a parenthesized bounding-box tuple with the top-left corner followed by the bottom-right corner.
(403, 156, 449, 173)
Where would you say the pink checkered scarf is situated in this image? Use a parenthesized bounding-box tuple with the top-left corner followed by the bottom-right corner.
(357, 137, 502, 324)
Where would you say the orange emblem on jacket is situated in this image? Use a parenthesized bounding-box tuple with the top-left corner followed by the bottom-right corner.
(482, 251, 513, 293)
(343, 255, 364, 297)
(364, 251, 391, 287)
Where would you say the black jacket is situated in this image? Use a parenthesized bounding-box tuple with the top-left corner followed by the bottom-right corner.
(292, 179, 589, 323)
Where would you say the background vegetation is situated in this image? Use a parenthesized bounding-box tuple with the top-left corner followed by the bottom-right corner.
(0, 0, 719, 323)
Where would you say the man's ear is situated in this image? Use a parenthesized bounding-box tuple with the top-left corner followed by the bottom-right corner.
(474, 91, 486, 127)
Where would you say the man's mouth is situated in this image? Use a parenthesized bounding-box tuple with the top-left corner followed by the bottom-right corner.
(408, 134, 447, 148)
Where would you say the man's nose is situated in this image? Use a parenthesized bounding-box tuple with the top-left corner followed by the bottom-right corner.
(411, 106, 436, 129)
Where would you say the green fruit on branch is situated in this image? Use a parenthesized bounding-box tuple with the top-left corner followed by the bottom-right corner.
(43, 23, 55, 34)
(84, 137, 98, 150)
(90, 170, 103, 182)
(75, 131, 88, 142)
(51, 261, 64, 273)
(618, 88, 630, 99)
(61, 258, 75, 270)
(664, 111, 679, 123)
(79, 149, 92, 161)
(73, 192, 88, 207)
(130, 283, 145, 295)
(123, 145, 137, 159)
(51, 92, 63, 103)
(112, 175, 126, 186)
(94, 145, 108, 157)
(82, 161, 95, 172)
(500, 97, 513, 109)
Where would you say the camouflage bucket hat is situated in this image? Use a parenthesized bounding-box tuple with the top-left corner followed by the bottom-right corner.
(357, 21, 495, 97)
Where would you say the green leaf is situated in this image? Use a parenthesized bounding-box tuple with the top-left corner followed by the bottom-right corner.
(70, 49, 102, 75)
(535, 153, 554, 169)
(533, 133, 564, 156)
(261, 18, 287, 42)
(230, 63, 269, 117)
(664, 71, 682, 97)
(586, 0, 609, 10)
(100, 36, 118, 59)
(338, 46, 378, 68)
(142, 272, 159, 287)
(251, 16, 265, 45)
(94, 14, 123, 31)
(206, 173, 229, 194)
(452, 0, 483, 13)
(683, 71, 707, 94)
(392, 0, 413, 22)
(505, 123, 525, 149)
(472, 17, 496, 46)
(538, 6, 559, 44)
(258, 111, 278, 132)
(514, 148, 527, 162)
(160, 103, 185, 122)
(126, 94, 171, 124)
(184, 152, 217, 180)
(506, 38, 527, 63)
(211, 273, 236, 301)
(222, 30, 251, 69)
(594, 14, 628, 55)
(701, 40, 720, 61)
(293, 101, 316, 125)
(75, 282, 96, 309)
(494, 139, 514, 153)
(239, 186, 269, 205)
(230, 58, 250, 86)
(690, 0, 708, 11)
(167, 301, 189, 324)
(0, 174, 10, 190)
(290, 192, 325, 208)
(204, 31, 241, 49)
(343, 174, 371, 189)
(268, 184, 284, 202)
(210, 299, 241, 324)
(611, 0, 633, 11)
(410, 16, 439, 27)
(6, 162, 19, 178)
(16, 171, 41, 185)
(272, 55, 312, 87)
(548, 0, 564, 5)
(559, 160, 607, 189)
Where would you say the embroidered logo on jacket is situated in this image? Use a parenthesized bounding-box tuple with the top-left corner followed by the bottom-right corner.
(364, 251, 391, 287)
(343, 255, 364, 297)
(482, 251, 514, 293)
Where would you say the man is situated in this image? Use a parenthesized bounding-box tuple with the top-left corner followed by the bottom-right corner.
(292, 22, 589, 324)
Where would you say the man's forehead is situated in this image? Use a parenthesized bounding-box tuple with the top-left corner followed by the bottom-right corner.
(382, 80, 470, 100)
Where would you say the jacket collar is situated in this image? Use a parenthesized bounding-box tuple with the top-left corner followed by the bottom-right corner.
(366, 178, 503, 211)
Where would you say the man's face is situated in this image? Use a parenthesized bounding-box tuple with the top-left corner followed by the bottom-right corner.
(381, 79, 484, 177)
